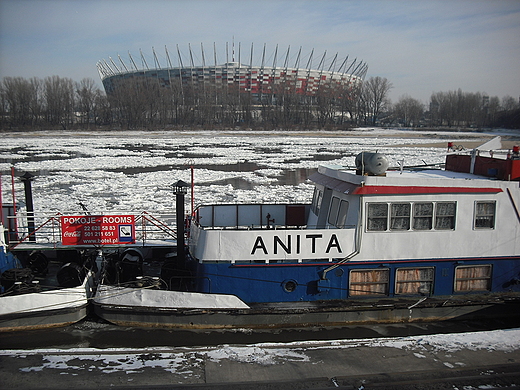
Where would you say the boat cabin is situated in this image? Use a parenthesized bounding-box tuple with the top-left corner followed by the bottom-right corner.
(187, 143, 520, 303)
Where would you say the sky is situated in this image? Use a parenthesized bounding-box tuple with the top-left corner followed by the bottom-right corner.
(0, 0, 519, 104)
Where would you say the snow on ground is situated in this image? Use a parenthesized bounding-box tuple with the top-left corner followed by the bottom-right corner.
(0, 128, 503, 218)
(5, 327, 520, 374)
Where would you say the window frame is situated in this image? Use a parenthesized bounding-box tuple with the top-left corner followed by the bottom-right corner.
(474, 201, 496, 229)
(366, 203, 388, 231)
(366, 201, 457, 232)
(327, 197, 350, 228)
(390, 203, 411, 231)
(395, 267, 435, 296)
(454, 264, 492, 292)
(328, 196, 341, 226)
(349, 268, 390, 297)
(413, 202, 433, 230)
(311, 188, 323, 215)
(435, 202, 457, 230)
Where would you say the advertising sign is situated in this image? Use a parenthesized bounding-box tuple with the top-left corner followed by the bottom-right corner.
(61, 215, 135, 246)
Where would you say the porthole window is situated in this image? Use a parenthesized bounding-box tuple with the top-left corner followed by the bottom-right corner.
(282, 280, 297, 293)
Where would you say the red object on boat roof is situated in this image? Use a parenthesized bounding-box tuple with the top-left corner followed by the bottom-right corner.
(445, 153, 520, 181)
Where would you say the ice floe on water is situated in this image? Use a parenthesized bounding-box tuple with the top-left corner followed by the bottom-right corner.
(1, 129, 499, 217)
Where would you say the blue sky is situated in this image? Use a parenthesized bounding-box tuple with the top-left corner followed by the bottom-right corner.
(1, 0, 519, 103)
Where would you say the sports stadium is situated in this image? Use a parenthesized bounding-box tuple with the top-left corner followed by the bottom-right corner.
(97, 43, 368, 128)
(97, 43, 368, 100)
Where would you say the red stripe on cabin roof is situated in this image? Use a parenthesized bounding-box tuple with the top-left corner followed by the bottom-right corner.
(352, 186, 503, 195)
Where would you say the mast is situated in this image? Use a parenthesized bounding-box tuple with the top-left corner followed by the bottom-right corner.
(140, 48, 149, 70)
(152, 47, 160, 69)
(128, 52, 138, 71)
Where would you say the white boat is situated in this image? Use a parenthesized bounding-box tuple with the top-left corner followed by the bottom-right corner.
(0, 226, 96, 332)
(93, 137, 520, 329)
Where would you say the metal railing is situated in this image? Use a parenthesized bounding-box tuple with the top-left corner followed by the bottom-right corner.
(5, 211, 178, 250)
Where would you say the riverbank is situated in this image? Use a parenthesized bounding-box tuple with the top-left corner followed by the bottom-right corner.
(2, 327, 520, 389)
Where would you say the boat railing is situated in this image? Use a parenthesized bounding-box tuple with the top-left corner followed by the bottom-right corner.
(5, 211, 178, 250)
(193, 203, 312, 230)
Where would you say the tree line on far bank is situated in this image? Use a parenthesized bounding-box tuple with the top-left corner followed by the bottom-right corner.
(1, 75, 518, 131)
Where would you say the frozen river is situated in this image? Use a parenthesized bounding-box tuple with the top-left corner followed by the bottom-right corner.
(1, 128, 520, 388)
(1, 128, 512, 219)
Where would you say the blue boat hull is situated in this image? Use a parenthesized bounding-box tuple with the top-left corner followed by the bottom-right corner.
(193, 256, 520, 304)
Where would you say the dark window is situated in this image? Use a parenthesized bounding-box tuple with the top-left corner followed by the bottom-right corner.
(390, 203, 411, 230)
(367, 203, 388, 231)
(327, 197, 350, 228)
(328, 197, 341, 225)
(311, 188, 323, 215)
(413, 203, 433, 230)
(337, 200, 350, 228)
(435, 202, 456, 230)
(474, 201, 495, 229)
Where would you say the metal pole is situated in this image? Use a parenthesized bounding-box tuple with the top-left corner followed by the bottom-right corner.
(174, 180, 189, 263)
(20, 172, 35, 242)
(0, 174, 3, 227)
(10, 166, 18, 240)
(191, 165, 194, 217)
(176, 190, 185, 263)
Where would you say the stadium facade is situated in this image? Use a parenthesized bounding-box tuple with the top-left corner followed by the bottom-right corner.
(96, 43, 368, 128)
(98, 43, 367, 100)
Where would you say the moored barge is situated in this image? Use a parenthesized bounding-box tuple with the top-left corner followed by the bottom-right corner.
(93, 138, 520, 329)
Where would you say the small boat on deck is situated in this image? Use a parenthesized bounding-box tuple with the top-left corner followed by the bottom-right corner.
(93, 137, 520, 329)
(0, 228, 96, 332)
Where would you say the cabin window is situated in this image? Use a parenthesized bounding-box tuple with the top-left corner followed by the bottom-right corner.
(474, 201, 496, 229)
(349, 268, 389, 296)
(390, 203, 411, 230)
(367, 203, 388, 231)
(413, 203, 433, 230)
(395, 267, 434, 295)
(311, 188, 323, 215)
(328, 197, 341, 225)
(337, 200, 350, 228)
(435, 202, 456, 230)
(454, 264, 492, 292)
(367, 201, 457, 232)
(328, 197, 349, 228)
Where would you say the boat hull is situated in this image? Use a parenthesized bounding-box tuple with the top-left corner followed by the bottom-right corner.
(0, 304, 89, 332)
(93, 293, 520, 330)
(0, 271, 95, 332)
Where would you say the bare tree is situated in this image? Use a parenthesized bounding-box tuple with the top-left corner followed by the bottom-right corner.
(360, 76, 393, 125)
(2, 77, 41, 128)
(502, 95, 519, 111)
(43, 76, 75, 129)
(75, 78, 101, 129)
(393, 95, 424, 127)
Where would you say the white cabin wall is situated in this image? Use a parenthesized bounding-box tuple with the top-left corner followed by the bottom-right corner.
(356, 191, 519, 261)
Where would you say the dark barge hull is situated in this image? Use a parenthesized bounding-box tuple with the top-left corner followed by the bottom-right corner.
(93, 294, 520, 330)
(0, 304, 89, 332)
